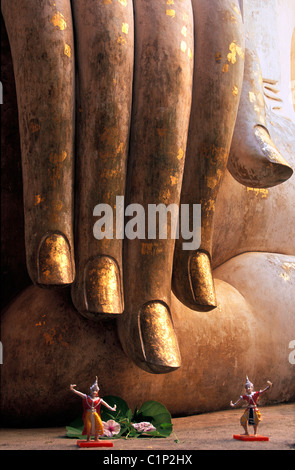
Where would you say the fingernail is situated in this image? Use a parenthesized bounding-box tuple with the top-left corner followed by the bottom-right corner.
(254, 125, 293, 183)
(84, 256, 123, 315)
(189, 250, 217, 310)
(139, 301, 181, 373)
(37, 233, 74, 285)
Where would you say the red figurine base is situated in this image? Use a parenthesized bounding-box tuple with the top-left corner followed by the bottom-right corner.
(77, 440, 114, 448)
(233, 434, 269, 441)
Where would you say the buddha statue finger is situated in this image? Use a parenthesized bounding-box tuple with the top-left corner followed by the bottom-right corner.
(172, 0, 245, 310)
(1, 0, 75, 287)
(70, 0, 134, 319)
(117, 0, 194, 373)
(227, 38, 293, 189)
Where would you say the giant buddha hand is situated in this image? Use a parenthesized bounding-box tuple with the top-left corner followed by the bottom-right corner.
(1, 0, 293, 380)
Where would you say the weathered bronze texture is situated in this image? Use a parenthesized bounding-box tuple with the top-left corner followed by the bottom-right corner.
(228, 41, 293, 188)
(118, 301, 181, 374)
(189, 251, 217, 310)
(38, 233, 74, 286)
(172, 0, 245, 311)
(1, 0, 294, 378)
(83, 256, 123, 318)
(70, 0, 133, 318)
(117, 0, 194, 372)
(2, 249, 295, 425)
(1, 0, 76, 287)
(138, 302, 181, 374)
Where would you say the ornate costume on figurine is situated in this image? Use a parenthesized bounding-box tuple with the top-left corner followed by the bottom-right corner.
(230, 376, 272, 441)
(70, 377, 116, 447)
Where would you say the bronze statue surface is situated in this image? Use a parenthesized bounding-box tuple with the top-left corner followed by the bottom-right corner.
(1, 0, 294, 426)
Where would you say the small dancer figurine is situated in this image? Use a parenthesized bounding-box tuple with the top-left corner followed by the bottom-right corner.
(230, 376, 272, 440)
(70, 377, 116, 445)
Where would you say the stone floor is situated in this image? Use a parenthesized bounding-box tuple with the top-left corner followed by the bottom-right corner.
(0, 404, 294, 452)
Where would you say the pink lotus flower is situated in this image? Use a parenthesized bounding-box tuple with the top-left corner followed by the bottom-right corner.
(102, 419, 121, 437)
(132, 421, 156, 433)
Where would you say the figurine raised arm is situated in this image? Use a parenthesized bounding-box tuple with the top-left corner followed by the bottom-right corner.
(70, 377, 116, 442)
(230, 376, 272, 437)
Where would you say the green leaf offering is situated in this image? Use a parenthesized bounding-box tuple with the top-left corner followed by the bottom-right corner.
(134, 400, 173, 438)
(65, 416, 85, 439)
(66, 396, 173, 439)
(100, 395, 130, 422)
